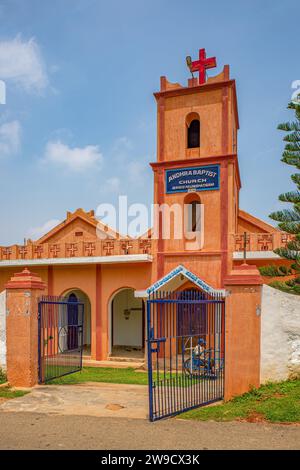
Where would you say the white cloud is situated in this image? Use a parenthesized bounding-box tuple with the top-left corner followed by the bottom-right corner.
(0, 36, 48, 93)
(105, 177, 121, 192)
(0, 120, 21, 157)
(26, 218, 61, 240)
(42, 140, 103, 172)
(112, 136, 133, 152)
(128, 160, 146, 183)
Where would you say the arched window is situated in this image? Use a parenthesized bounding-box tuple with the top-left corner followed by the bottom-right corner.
(184, 193, 201, 233)
(187, 119, 200, 148)
(189, 200, 201, 232)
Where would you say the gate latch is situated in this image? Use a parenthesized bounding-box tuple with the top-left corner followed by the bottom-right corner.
(149, 337, 166, 353)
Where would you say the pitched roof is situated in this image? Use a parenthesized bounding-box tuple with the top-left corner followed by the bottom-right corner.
(36, 208, 122, 243)
(238, 209, 279, 233)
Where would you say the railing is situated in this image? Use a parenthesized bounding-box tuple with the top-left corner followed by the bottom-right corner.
(232, 232, 295, 252)
(0, 238, 152, 262)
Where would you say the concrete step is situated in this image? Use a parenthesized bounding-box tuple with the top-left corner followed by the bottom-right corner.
(83, 359, 146, 369)
(107, 355, 144, 363)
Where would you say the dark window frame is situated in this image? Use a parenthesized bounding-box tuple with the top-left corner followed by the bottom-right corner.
(187, 119, 200, 148)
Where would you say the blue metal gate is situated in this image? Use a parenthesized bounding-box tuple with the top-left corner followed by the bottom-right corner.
(147, 290, 225, 421)
(38, 295, 84, 383)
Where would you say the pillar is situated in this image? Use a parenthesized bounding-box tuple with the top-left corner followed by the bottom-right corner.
(95, 264, 107, 360)
(5, 268, 46, 387)
(224, 263, 263, 400)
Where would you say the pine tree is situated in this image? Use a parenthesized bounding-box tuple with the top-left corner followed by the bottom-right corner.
(259, 101, 300, 294)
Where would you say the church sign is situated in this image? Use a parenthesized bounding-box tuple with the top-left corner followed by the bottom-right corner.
(165, 164, 220, 194)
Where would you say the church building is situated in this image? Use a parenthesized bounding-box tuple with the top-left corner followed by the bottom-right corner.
(0, 48, 290, 366)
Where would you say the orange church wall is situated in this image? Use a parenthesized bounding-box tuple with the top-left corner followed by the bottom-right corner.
(98, 263, 152, 360)
(162, 189, 221, 253)
(36, 263, 152, 361)
(163, 255, 222, 289)
(0, 262, 153, 362)
(161, 89, 224, 161)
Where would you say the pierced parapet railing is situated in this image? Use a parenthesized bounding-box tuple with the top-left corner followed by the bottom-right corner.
(0, 238, 153, 262)
(232, 232, 295, 252)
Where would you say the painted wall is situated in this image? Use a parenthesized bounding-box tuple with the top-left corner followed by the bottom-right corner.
(112, 289, 143, 348)
(0, 290, 6, 370)
(261, 284, 300, 382)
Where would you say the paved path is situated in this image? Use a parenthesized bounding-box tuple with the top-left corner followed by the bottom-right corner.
(0, 383, 148, 419)
(0, 411, 299, 449)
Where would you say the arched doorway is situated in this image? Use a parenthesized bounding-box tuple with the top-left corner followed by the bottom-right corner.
(109, 288, 144, 359)
(62, 289, 91, 356)
(177, 288, 206, 353)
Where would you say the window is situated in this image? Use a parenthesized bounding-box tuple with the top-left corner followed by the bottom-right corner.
(187, 119, 200, 148)
(184, 193, 201, 233)
(189, 200, 201, 232)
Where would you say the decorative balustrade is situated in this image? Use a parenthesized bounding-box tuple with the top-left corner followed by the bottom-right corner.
(0, 238, 153, 262)
(232, 232, 295, 252)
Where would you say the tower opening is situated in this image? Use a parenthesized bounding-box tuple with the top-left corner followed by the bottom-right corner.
(187, 119, 200, 148)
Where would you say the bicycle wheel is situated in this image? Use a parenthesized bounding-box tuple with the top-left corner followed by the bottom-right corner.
(183, 358, 193, 377)
(183, 358, 204, 378)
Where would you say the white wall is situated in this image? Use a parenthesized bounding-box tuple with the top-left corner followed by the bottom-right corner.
(261, 284, 300, 383)
(0, 290, 6, 370)
(113, 289, 143, 348)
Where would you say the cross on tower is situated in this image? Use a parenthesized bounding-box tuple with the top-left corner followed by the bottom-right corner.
(190, 48, 217, 85)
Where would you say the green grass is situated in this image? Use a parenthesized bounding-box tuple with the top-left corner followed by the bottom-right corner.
(0, 368, 7, 384)
(181, 379, 300, 423)
(0, 386, 29, 399)
(48, 366, 210, 386)
(48, 367, 150, 385)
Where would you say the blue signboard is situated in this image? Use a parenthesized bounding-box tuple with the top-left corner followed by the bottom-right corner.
(165, 164, 220, 194)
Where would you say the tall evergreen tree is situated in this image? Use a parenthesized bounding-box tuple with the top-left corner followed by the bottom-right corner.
(259, 101, 300, 294)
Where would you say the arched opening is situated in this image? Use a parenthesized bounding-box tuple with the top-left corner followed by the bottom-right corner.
(184, 193, 201, 233)
(62, 288, 91, 356)
(177, 288, 206, 353)
(109, 288, 144, 359)
(186, 114, 200, 148)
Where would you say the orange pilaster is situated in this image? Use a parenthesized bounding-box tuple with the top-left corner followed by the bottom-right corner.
(5, 268, 46, 387)
(224, 264, 262, 400)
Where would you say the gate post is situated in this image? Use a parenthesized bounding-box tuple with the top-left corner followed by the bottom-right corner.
(224, 264, 263, 400)
(5, 268, 46, 387)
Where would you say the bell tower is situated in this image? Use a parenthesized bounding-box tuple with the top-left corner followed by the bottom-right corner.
(151, 48, 241, 288)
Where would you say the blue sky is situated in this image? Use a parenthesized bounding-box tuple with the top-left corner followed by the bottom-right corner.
(0, 0, 298, 244)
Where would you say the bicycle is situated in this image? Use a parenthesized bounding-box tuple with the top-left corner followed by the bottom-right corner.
(183, 338, 224, 379)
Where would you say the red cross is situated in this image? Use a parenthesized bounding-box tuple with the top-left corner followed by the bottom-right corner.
(139, 239, 151, 254)
(190, 48, 217, 85)
(50, 244, 60, 258)
(84, 242, 95, 256)
(121, 241, 133, 255)
(2, 247, 12, 260)
(34, 245, 44, 258)
(103, 241, 114, 255)
(18, 246, 28, 259)
(67, 243, 78, 257)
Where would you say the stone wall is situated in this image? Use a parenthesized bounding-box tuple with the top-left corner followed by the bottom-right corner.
(260, 284, 300, 383)
(0, 290, 6, 370)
